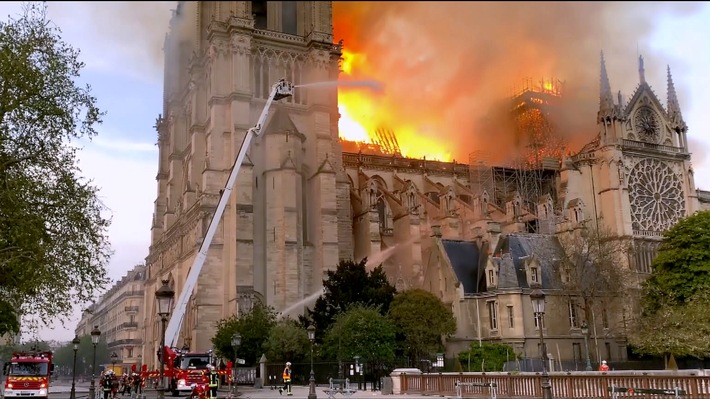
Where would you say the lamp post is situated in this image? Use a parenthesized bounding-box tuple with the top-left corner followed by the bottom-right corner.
(580, 320, 593, 371)
(307, 324, 317, 399)
(231, 333, 242, 396)
(156, 279, 176, 399)
(110, 352, 118, 374)
(530, 287, 553, 399)
(70, 335, 81, 399)
(89, 326, 101, 399)
(353, 356, 361, 391)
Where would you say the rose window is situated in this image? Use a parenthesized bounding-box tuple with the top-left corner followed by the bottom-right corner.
(628, 159, 685, 232)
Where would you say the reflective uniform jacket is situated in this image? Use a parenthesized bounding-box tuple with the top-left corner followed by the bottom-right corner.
(282, 367, 291, 382)
(209, 371, 219, 387)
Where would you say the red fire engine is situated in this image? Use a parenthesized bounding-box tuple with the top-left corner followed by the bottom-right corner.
(2, 351, 54, 399)
(163, 347, 213, 396)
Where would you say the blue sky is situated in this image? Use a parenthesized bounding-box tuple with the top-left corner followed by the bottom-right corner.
(2, 2, 710, 342)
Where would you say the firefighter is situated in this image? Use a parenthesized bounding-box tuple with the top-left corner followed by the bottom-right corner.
(208, 365, 219, 398)
(279, 362, 292, 396)
(102, 370, 116, 399)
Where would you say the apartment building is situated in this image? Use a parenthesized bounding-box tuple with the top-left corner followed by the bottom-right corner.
(75, 264, 146, 373)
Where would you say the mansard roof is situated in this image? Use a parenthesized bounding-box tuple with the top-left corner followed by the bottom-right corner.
(441, 239, 482, 294)
(495, 234, 564, 290)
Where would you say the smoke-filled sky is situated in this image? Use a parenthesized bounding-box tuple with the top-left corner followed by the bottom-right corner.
(334, 1, 703, 163)
(1, 1, 709, 342)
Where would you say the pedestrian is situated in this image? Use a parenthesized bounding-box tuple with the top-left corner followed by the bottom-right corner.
(279, 362, 292, 396)
(599, 360, 609, 372)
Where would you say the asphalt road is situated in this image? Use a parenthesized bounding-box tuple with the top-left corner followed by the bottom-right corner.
(22, 383, 431, 399)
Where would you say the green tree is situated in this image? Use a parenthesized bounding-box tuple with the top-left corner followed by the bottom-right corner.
(0, 3, 110, 334)
(629, 288, 710, 360)
(628, 211, 710, 362)
(263, 319, 310, 362)
(322, 305, 396, 366)
(49, 335, 111, 375)
(301, 259, 397, 341)
(457, 343, 516, 372)
(641, 211, 710, 311)
(211, 302, 277, 366)
(387, 289, 456, 363)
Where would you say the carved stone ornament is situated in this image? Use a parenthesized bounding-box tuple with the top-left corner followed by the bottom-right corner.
(230, 35, 250, 55)
(628, 158, 685, 232)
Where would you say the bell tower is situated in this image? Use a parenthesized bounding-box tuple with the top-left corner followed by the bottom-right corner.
(566, 54, 699, 274)
(145, 1, 351, 352)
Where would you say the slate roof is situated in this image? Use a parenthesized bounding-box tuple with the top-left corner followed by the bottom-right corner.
(495, 234, 564, 290)
(441, 240, 482, 294)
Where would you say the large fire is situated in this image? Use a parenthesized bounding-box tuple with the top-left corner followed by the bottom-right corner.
(337, 48, 454, 162)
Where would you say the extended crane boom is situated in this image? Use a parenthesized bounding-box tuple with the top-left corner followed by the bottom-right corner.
(164, 79, 294, 347)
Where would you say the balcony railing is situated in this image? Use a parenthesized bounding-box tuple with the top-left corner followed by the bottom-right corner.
(120, 322, 139, 329)
(621, 139, 683, 154)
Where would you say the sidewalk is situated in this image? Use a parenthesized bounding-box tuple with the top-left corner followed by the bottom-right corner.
(231, 386, 439, 399)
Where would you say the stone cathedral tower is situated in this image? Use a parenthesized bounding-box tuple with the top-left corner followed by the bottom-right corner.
(143, 1, 351, 352)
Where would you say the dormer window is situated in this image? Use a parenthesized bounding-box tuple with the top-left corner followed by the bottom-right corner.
(530, 267, 539, 283)
(488, 269, 495, 286)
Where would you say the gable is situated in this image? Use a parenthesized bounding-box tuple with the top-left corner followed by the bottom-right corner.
(622, 84, 675, 147)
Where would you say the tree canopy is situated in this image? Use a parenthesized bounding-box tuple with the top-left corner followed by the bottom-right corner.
(211, 302, 277, 366)
(641, 210, 710, 311)
(263, 319, 310, 363)
(0, 3, 110, 334)
(556, 224, 632, 325)
(629, 211, 710, 359)
(387, 289, 456, 362)
(322, 304, 397, 366)
(301, 259, 397, 341)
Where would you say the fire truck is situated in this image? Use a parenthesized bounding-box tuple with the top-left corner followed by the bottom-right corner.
(163, 347, 214, 396)
(150, 80, 294, 396)
(2, 351, 54, 398)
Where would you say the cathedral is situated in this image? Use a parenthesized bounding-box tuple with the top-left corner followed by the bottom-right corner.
(142, 1, 710, 367)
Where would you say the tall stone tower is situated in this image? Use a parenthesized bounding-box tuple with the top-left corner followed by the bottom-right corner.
(143, 1, 351, 355)
(561, 53, 698, 275)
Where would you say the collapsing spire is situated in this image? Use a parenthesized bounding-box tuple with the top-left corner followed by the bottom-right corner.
(638, 55, 646, 84)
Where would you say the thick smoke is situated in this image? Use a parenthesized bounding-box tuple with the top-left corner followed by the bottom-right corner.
(334, 1, 701, 164)
(51, 2, 175, 80)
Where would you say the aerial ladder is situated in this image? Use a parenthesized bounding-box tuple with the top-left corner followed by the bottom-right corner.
(163, 79, 294, 348)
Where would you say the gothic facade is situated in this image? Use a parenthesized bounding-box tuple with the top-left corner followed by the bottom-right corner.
(142, 1, 710, 368)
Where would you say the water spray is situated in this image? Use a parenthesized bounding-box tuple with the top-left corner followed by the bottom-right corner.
(294, 80, 384, 92)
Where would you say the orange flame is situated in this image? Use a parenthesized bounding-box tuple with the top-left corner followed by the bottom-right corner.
(337, 49, 453, 162)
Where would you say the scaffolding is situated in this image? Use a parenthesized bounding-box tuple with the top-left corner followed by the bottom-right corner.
(468, 150, 494, 199)
(468, 77, 566, 232)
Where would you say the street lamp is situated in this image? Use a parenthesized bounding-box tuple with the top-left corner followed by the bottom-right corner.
(530, 287, 553, 399)
(110, 352, 118, 374)
(89, 326, 101, 399)
(231, 333, 242, 396)
(327, 304, 343, 379)
(580, 320, 593, 371)
(353, 356, 361, 391)
(307, 324, 317, 399)
(70, 335, 81, 399)
(156, 279, 175, 399)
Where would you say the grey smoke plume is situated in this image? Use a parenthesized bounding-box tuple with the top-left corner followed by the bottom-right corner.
(48, 2, 704, 164)
(334, 1, 701, 163)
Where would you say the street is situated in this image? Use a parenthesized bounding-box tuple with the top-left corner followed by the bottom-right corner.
(34, 383, 428, 399)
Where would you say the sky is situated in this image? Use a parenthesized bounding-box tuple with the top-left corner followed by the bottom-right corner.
(3, 1, 710, 343)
